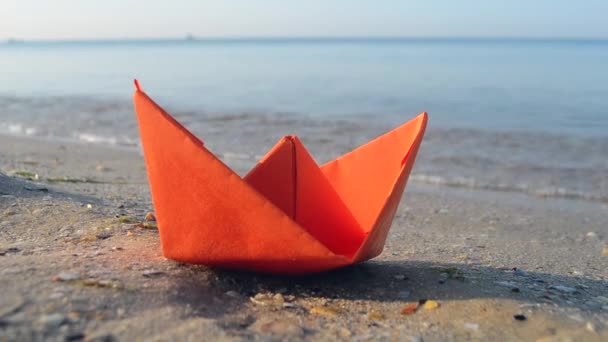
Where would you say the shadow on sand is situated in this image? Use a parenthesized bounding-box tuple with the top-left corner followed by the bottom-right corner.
(168, 259, 607, 317)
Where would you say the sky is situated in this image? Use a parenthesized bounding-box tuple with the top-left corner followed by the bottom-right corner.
(2, 0, 608, 40)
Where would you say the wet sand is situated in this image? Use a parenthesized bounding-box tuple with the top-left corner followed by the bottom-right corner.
(0, 133, 607, 341)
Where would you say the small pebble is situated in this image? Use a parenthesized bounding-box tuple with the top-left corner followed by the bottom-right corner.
(585, 322, 596, 333)
(586, 232, 597, 237)
(86, 204, 93, 209)
(423, 300, 439, 310)
(142, 269, 163, 277)
(144, 212, 156, 221)
(394, 274, 407, 280)
(400, 303, 419, 315)
(603, 248, 608, 255)
(513, 314, 527, 321)
(250, 293, 285, 306)
(309, 306, 339, 317)
(54, 271, 80, 282)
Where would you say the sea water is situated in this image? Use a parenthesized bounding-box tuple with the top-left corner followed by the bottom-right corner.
(1, 38, 607, 202)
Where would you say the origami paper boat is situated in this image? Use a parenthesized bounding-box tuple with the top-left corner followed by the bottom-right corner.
(133, 80, 427, 274)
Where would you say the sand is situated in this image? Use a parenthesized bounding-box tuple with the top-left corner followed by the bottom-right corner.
(0, 133, 607, 341)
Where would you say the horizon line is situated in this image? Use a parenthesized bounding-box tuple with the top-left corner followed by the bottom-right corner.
(3, 35, 608, 44)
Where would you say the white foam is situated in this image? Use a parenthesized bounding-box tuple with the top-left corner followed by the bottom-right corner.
(1, 122, 39, 136)
(410, 173, 606, 203)
(77, 132, 119, 145)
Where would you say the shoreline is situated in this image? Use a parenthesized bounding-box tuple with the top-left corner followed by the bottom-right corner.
(2, 131, 607, 207)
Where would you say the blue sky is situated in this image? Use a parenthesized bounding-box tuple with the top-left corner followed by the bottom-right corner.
(3, 0, 608, 40)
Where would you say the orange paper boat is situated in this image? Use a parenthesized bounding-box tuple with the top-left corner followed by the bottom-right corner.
(133, 80, 427, 274)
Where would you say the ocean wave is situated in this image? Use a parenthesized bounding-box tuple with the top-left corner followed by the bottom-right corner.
(75, 132, 137, 147)
(1, 122, 38, 136)
(410, 173, 608, 203)
(0, 121, 139, 148)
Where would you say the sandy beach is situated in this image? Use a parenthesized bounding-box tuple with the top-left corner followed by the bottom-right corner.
(1, 131, 607, 341)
